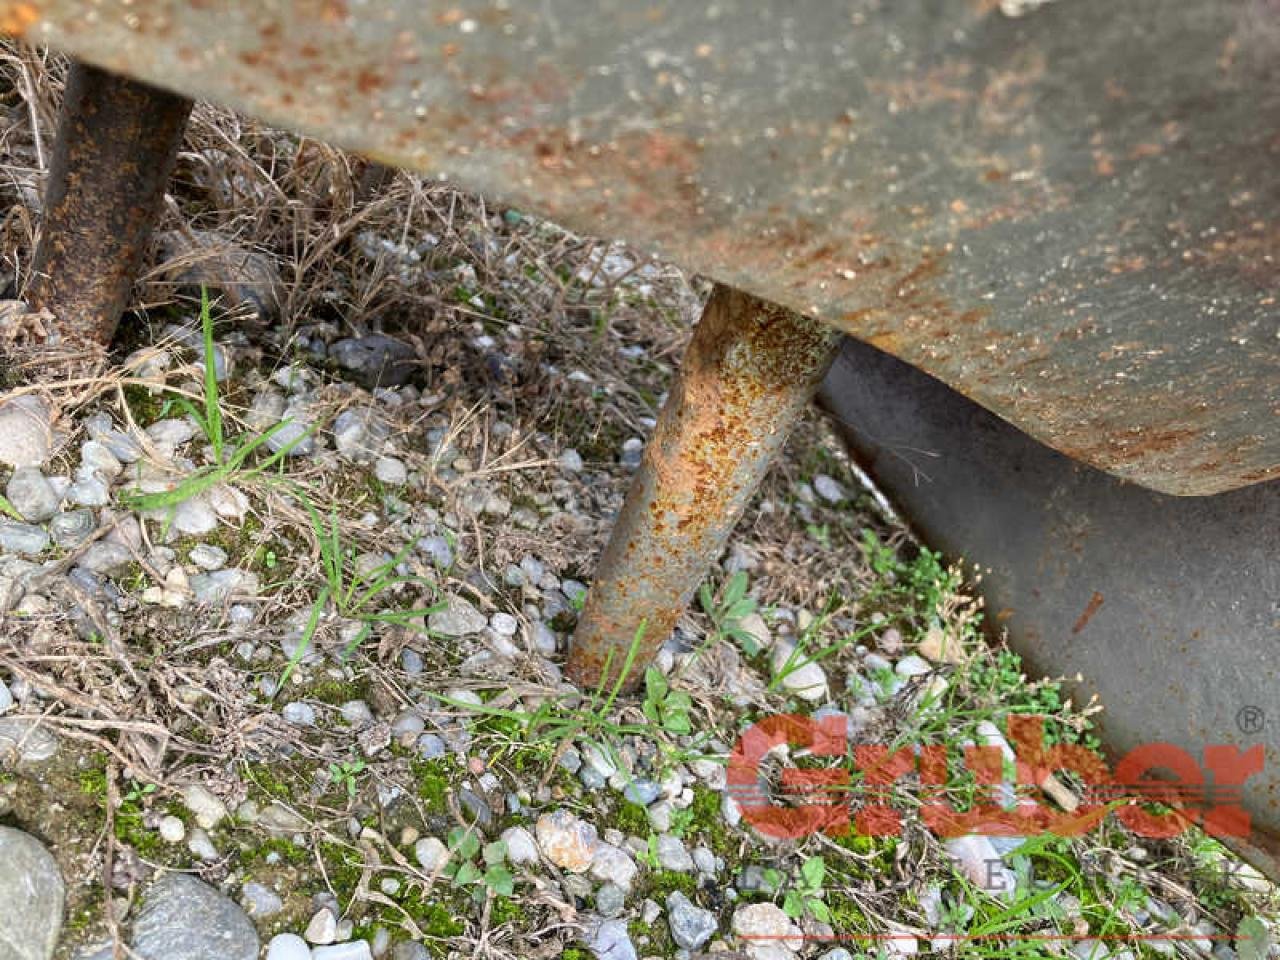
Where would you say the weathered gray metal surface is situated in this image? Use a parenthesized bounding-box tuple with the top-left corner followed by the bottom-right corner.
(568, 285, 837, 691)
(820, 336, 1280, 879)
(2, 0, 1277, 495)
(28, 62, 192, 347)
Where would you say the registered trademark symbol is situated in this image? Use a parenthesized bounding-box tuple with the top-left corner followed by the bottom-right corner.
(1236, 705, 1265, 735)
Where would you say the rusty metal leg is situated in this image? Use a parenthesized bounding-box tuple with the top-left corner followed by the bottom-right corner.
(27, 61, 193, 347)
(567, 285, 839, 692)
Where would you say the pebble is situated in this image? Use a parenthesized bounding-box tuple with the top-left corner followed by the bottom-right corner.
(132, 873, 258, 960)
(619, 437, 644, 469)
(187, 828, 219, 861)
(414, 837, 448, 873)
(307, 907, 340, 944)
(587, 918, 637, 960)
(944, 835, 1016, 897)
(189, 543, 228, 570)
(330, 335, 417, 389)
(158, 815, 186, 844)
(0, 826, 65, 960)
(501, 826, 539, 865)
(667, 891, 718, 950)
(167, 495, 219, 536)
(416, 733, 445, 759)
(595, 883, 626, 917)
(49, 509, 95, 548)
(895, 654, 933, 678)
(80, 441, 122, 478)
(266, 933, 312, 960)
(341, 700, 375, 729)
(813, 474, 846, 503)
(0, 680, 11, 715)
(731, 903, 804, 958)
(428, 594, 487, 637)
(77, 542, 132, 576)
(0, 521, 49, 556)
(589, 842, 638, 892)
(558, 448, 584, 472)
(182, 784, 229, 830)
(489, 611, 518, 636)
(621, 778, 662, 807)
(333, 408, 390, 463)
(770, 640, 829, 701)
(535, 809, 599, 873)
(416, 535, 453, 569)
(0, 395, 52, 468)
(282, 702, 317, 727)
(190, 569, 259, 605)
(656, 835, 694, 872)
(6, 467, 59, 522)
(0, 718, 59, 762)
(240, 881, 284, 918)
(314, 943, 374, 960)
(67, 474, 109, 507)
(374, 456, 408, 486)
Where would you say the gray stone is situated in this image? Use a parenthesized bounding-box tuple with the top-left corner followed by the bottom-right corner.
(489, 611, 518, 636)
(391, 944, 430, 960)
(49, 510, 96, 548)
(330, 335, 418, 389)
(157, 816, 185, 844)
(189, 544, 227, 570)
(0, 395, 52, 469)
(182, 784, 229, 830)
(266, 934, 312, 960)
(587, 918, 637, 960)
(168, 495, 219, 536)
(132, 873, 258, 960)
(500, 826, 538, 866)
(731, 903, 804, 958)
(79, 441, 122, 479)
(265, 413, 315, 457)
(333, 408, 390, 463)
(306, 907, 339, 944)
(6, 468, 59, 523)
(282, 702, 316, 727)
(655, 834, 694, 872)
(414, 837, 448, 872)
(0, 521, 48, 556)
(145, 418, 197, 447)
(621, 779, 661, 807)
(416, 535, 453, 569)
(313, 944, 373, 960)
(428, 595, 487, 637)
(77, 542, 133, 576)
(813, 474, 846, 503)
(771, 640, 829, 702)
(240, 881, 284, 918)
(190, 569, 259, 605)
(589, 842, 638, 892)
(536, 810, 599, 873)
(558, 449, 584, 472)
(0, 681, 11, 715)
(595, 883, 626, 917)
(374, 457, 408, 486)
(0, 826, 64, 960)
(67, 475, 109, 507)
(667, 891, 718, 950)
(341, 700, 375, 729)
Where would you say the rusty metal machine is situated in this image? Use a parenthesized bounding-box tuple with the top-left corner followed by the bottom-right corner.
(0, 0, 1276, 876)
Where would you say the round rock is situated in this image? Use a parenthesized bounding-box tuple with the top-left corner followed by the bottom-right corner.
(0, 826, 65, 960)
(132, 873, 258, 960)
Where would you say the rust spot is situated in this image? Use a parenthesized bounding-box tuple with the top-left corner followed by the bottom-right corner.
(1072, 592, 1105, 634)
(0, 2, 39, 35)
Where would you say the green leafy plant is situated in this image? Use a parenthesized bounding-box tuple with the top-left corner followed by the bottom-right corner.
(328, 759, 366, 800)
(782, 856, 831, 923)
(699, 570, 761, 654)
(444, 828, 515, 900)
(642, 666, 692, 735)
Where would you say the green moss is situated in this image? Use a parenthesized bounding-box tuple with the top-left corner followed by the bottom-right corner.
(241, 836, 311, 867)
(610, 801, 651, 837)
(243, 762, 298, 801)
(409, 758, 452, 812)
(685, 786, 735, 858)
(305, 676, 369, 706)
(122, 384, 169, 426)
(640, 869, 697, 901)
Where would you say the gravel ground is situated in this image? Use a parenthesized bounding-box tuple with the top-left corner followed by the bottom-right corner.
(0, 42, 1277, 960)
